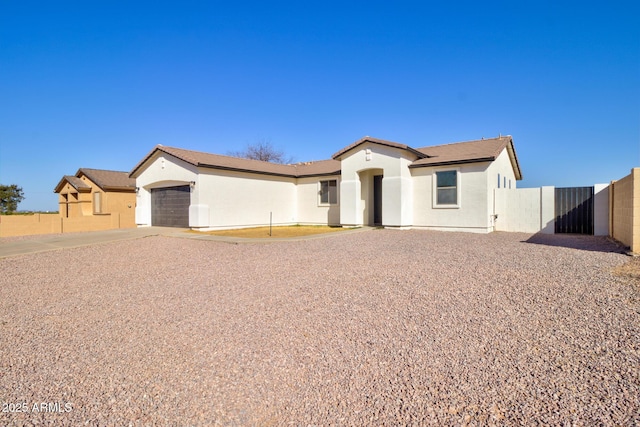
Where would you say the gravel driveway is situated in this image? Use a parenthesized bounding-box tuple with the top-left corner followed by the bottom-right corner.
(0, 230, 638, 425)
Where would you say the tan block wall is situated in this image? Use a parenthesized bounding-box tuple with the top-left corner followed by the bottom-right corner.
(611, 168, 640, 253)
(61, 214, 120, 233)
(0, 213, 134, 237)
(0, 214, 62, 237)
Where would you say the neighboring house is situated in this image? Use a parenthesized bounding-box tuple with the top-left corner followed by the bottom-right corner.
(130, 135, 522, 233)
(54, 168, 136, 226)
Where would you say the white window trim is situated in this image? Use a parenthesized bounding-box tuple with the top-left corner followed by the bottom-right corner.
(318, 179, 339, 206)
(432, 168, 461, 209)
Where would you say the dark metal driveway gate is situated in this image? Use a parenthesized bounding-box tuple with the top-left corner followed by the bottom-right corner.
(554, 187, 594, 234)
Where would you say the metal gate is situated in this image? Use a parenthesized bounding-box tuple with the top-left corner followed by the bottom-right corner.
(554, 187, 594, 234)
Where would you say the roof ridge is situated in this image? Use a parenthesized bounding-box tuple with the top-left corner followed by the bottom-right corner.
(79, 167, 131, 174)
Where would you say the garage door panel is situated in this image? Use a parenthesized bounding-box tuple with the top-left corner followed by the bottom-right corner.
(151, 185, 190, 227)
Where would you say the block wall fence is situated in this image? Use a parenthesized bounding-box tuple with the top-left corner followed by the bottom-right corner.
(0, 213, 133, 238)
(494, 170, 639, 254)
(610, 168, 640, 253)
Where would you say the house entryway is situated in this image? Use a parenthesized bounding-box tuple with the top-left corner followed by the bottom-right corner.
(151, 185, 190, 227)
(356, 169, 384, 226)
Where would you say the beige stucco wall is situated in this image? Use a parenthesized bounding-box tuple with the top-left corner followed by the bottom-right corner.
(411, 148, 517, 233)
(197, 168, 297, 229)
(296, 175, 341, 225)
(58, 182, 91, 218)
(0, 213, 127, 237)
(412, 162, 491, 232)
(611, 168, 640, 253)
(135, 152, 343, 229)
(0, 214, 62, 237)
(339, 142, 415, 227)
(103, 191, 136, 228)
(134, 144, 522, 233)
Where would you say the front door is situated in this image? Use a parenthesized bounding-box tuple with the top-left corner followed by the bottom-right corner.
(373, 175, 383, 226)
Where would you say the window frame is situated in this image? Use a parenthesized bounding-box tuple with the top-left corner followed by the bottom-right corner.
(433, 168, 461, 208)
(318, 179, 338, 206)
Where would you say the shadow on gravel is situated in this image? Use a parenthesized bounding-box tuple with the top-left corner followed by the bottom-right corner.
(522, 233, 628, 254)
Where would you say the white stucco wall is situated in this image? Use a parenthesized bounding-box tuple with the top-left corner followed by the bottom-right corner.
(593, 183, 609, 236)
(134, 153, 298, 229)
(486, 149, 518, 193)
(496, 184, 609, 235)
(135, 144, 523, 233)
(486, 149, 518, 229)
(339, 143, 415, 227)
(494, 187, 544, 233)
(196, 169, 297, 229)
(412, 162, 493, 233)
(296, 176, 341, 225)
(134, 153, 198, 226)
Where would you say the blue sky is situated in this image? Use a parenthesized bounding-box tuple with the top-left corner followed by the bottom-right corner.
(1, 1, 638, 211)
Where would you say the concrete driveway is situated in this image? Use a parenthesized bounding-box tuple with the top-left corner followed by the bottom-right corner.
(0, 227, 184, 258)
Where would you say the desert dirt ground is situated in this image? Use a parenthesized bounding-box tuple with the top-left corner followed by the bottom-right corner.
(0, 230, 638, 425)
(190, 224, 348, 238)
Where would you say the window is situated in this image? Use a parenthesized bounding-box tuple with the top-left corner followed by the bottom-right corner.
(319, 180, 337, 205)
(93, 192, 103, 214)
(435, 170, 458, 206)
(498, 173, 501, 189)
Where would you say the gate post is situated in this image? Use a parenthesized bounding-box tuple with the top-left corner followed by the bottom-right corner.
(593, 184, 610, 236)
(540, 186, 555, 234)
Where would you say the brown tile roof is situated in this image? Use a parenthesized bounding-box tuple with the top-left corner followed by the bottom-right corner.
(130, 145, 341, 178)
(332, 136, 427, 160)
(78, 168, 136, 191)
(53, 175, 92, 193)
(129, 135, 521, 181)
(293, 159, 342, 177)
(411, 136, 522, 179)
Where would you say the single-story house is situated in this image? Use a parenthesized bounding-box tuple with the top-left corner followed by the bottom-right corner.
(130, 135, 522, 233)
(54, 168, 136, 226)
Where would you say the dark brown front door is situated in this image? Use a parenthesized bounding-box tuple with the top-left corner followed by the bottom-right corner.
(373, 175, 383, 226)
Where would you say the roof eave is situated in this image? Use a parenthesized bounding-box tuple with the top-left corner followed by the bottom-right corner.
(296, 170, 342, 178)
(197, 163, 298, 178)
(101, 186, 137, 192)
(506, 139, 523, 180)
(130, 146, 188, 178)
(409, 156, 496, 168)
(53, 176, 91, 193)
(53, 178, 68, 193)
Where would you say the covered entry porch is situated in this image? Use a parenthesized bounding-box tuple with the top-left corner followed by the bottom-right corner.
(334, 138, 417, 229)
(339, 167, 413, 228)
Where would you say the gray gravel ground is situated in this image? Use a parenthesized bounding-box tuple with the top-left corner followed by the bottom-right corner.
(0, 230, 638, 426)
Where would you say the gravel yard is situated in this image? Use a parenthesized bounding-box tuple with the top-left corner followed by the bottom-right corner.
(0, 230, 638, 426)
